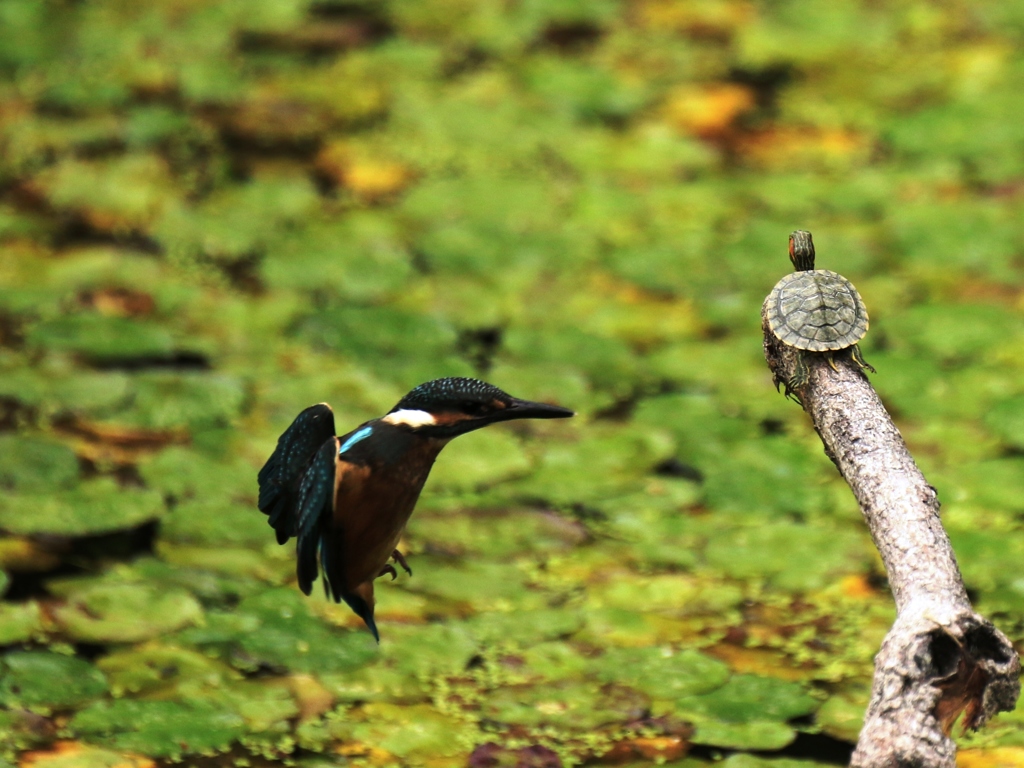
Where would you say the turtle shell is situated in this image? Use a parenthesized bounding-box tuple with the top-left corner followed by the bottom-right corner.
(764, 269, 868, 352)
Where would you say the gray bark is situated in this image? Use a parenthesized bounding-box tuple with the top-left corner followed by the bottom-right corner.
(761, 311, 1020, 768)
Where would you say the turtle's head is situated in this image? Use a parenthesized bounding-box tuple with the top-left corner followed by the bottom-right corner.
(788, 230, 815, 271)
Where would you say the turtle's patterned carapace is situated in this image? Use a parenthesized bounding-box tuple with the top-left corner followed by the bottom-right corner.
(766, 268, 868, 352)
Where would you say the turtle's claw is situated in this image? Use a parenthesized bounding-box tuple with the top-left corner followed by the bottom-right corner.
(378, 564, 398, 581)
(850, 344, 876, 375)
(392, 549, 412, 576)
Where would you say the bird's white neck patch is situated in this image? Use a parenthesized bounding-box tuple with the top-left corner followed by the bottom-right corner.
(383, 409, 437, 429)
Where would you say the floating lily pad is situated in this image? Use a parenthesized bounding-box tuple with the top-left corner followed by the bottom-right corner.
(888, 303, 1023, 362)
(426, 428, 531, 493)
(158, 175, 318, 264)
(159, 497, 272, 548)
(409, 509, 586, 560)
(297, 305, 462, 372)
(502, 327, 640, 394)
(508, 428, 674, 505)
(119, 373, 245, 430)
(202, 679, 300, 733)
(691, 719, 796, 751)
(0, 435, 78, 491)
(402, 559, 542, 611)
(519, 641, 594, 682)
(126, 556, 266, 607)
(381, 623, 478, 678)
(318, 665, 427, 704)
(704, 523, 868, 592)
(814, 684, 868, 743)
(463, 608, 584, 645)
(480, 680, 648, 731)
(582, 607, 687, 647)
(233, 588, 378, 674)
(51, 582, 203, 643)
(97, 644, 239, 697)
(173, 610, 261, 648)
(0, 479, 164, 536)
(985, 396, 1024, 451)
(334, 703, 475, 762)
(0, 651, 107, 710)
(44, 371, 133, 415)
(138, 448, 254, 500)
(595, 647, 730, 700)
(262, 214, 413, 301)
(702, 439, 834, 519)
(947, 459, 1024, 513)
(676, 674, 819, 724)
(947, 527, 1024, 595)
(30, 153, 179, 232)
(156, 541, 289, 582)
(525, 55, 650, 125)
(69, 699, 246, 758)
(27, 314, 176, 362)
(0, 601, 44, 644)
(598, 494, 704, 570)
(588, 572, 717, 616)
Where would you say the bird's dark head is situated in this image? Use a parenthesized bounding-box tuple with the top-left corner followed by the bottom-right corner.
(788, 230, 815, 271)
(383, 377, 574, 438)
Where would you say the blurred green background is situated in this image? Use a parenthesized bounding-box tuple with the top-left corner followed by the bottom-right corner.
(2, 1, 1024, 766)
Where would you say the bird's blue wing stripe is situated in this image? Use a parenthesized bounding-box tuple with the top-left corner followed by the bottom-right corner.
(339, 426, 373, 454)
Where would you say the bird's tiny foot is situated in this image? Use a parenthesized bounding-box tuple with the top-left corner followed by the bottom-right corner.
(392, 549, 412, 576)
(378, 564, 398, 581)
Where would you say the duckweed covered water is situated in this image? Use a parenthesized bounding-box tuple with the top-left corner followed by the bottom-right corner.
(2, 1, 1024, 766)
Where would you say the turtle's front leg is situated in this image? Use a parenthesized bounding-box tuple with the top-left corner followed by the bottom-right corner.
(784, 350, 810, 403)
(788, 349, 811, 389)
(850, 344, 876, 374)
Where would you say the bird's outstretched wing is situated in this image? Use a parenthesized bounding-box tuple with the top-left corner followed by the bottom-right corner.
(257, 404, 335, 544)
(294, 438, 380, 641)
(295, 436, 339, 596)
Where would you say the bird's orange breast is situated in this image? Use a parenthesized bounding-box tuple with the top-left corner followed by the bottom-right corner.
(332, 438, 442, 591)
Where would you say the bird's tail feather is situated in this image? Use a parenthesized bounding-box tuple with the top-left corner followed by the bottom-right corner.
(343, 588, 379, 643)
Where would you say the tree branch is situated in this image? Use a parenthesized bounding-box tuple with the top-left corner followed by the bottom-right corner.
(761, 311, 1020, 768)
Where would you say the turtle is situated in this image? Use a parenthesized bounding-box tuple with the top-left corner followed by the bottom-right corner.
(763, 230, 875, 399)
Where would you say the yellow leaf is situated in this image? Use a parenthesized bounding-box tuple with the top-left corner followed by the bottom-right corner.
(315, 141, 413, 201)
(958, 747, 1024, 768)
(840, 574, 878, 600)
(20, 742, 154, 768)
(664, 84, 755, 139)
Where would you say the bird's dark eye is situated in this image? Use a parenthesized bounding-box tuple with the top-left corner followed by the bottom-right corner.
(463, 402, 489, 416)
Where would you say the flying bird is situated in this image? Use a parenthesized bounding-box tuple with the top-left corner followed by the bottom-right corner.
(257, 377, 574, 640)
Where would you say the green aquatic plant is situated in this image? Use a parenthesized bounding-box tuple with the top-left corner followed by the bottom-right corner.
(0, 0, 1022, 766)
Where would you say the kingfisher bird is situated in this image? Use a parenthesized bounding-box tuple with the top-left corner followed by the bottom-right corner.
(257, 377, 574, 641)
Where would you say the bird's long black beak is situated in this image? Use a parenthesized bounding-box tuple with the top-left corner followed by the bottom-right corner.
(495, 398, 575, 422)
(439, 396, 575, 437)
